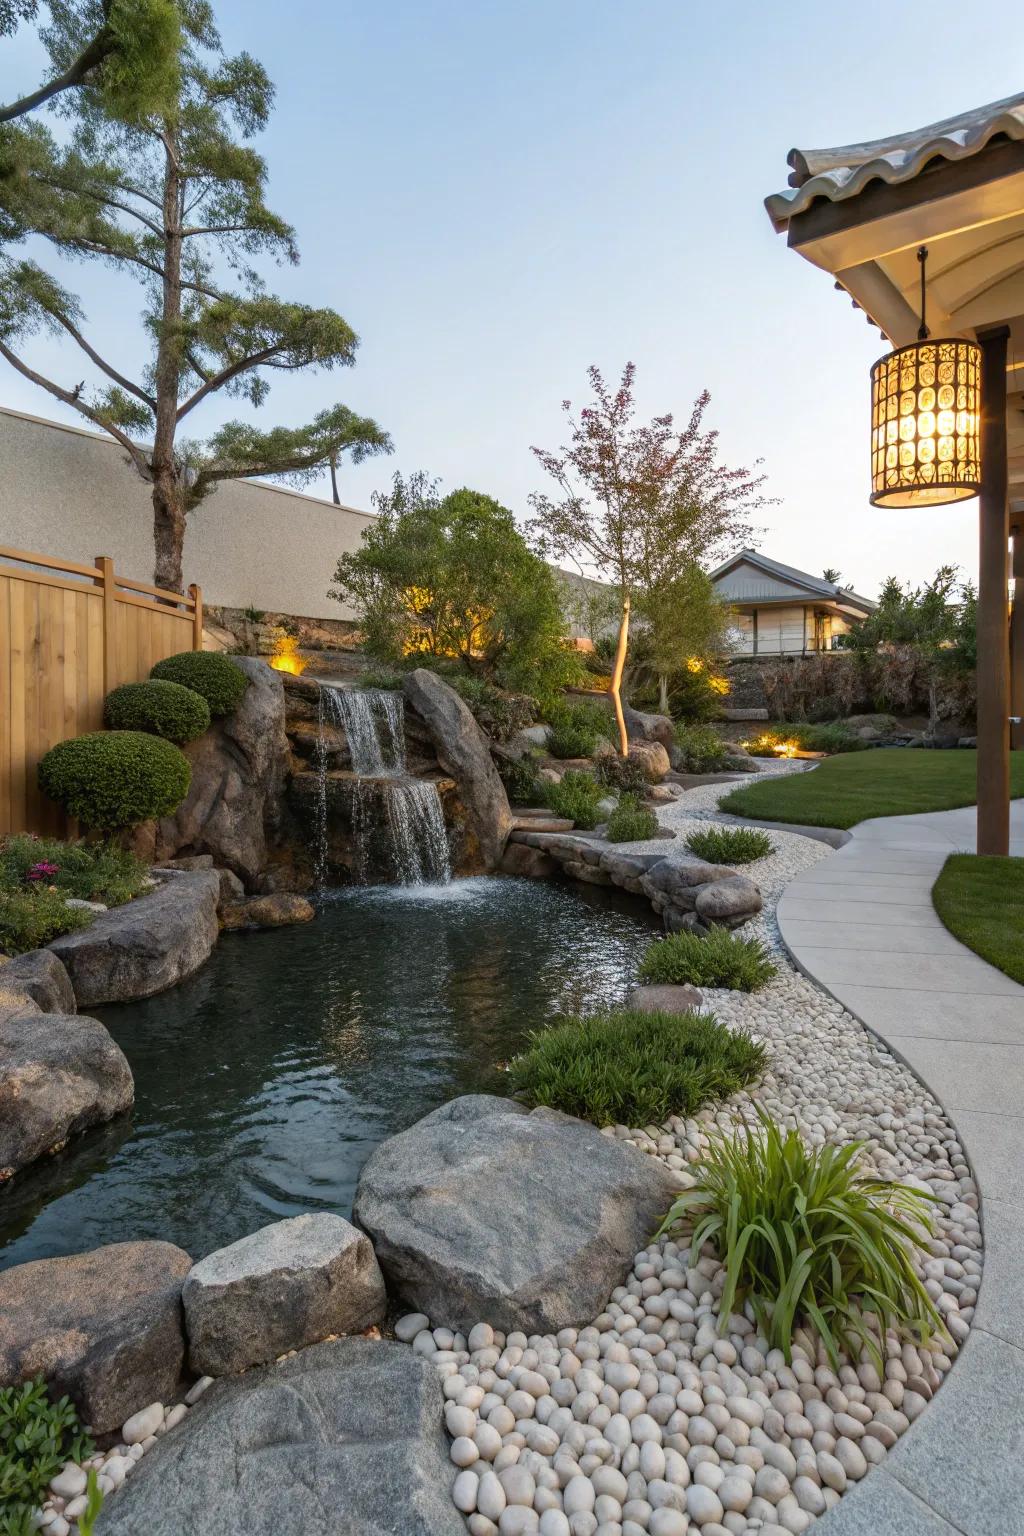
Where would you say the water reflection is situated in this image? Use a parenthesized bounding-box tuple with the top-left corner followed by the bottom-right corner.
(0, 877, 658, 1269)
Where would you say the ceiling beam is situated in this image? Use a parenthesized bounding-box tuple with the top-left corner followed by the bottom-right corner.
(836, 260, 957, 345)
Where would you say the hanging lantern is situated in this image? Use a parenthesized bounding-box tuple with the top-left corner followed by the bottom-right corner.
(869, 247, 982, 507)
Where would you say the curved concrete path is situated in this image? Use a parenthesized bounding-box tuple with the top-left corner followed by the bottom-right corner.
(777, 803, 1024, 1535)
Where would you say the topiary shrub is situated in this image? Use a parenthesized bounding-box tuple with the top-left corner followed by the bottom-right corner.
(150, 651, 249, 716)
(38, 732, 191, 831)
(542, 769, 606, 829)
(104, 679, 211, 744)
(508, 1008, 766, 1125)
(639, 927, 777, 991)
(605, 794, 659, 843)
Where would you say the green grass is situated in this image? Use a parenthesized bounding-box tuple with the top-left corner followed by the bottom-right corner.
(639, 927, 777, 991)
(932, 854, 1024, 985)
(720, 748, 1024, 830)
(658, 1109, 941, 1372)
(687, 826, 775, 865)
(507, 1008, 766, 1125)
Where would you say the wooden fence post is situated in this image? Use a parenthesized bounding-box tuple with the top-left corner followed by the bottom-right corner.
(95, 555, 116, 695)
(189, 583, 203, 651)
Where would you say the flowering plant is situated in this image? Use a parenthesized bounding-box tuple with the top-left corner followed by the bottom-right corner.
(26, 861, 60, 881)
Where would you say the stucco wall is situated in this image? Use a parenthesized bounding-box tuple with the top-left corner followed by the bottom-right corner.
(0, 406, 374, 619)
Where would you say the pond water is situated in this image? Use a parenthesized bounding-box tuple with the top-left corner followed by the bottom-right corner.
(0, 877, 658, 1269)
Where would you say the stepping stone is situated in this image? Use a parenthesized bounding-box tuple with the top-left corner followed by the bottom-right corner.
(511, 815, 575, 832)
(626, 984, 705, 1015)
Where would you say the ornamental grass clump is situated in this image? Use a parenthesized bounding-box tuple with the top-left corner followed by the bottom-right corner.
(686, 826, 775, 865)
(658, 1109, 942, 1371)
(639, 927, 777, 991)
(508, 1008, 766, 1126)
(605, 794, 659, 843)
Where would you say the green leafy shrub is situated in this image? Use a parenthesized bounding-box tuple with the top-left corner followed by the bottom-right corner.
(542, 769, 606, 829)
(673, 721, 729, 772)
(104, 678, 211, 743)
(686, 826, 775, 865)
(0, 888, 94, 955)
(0, 835, 148, 906)
(605, 794, 658, 843)
(0, 1376, 95, 1535)
(639, 928, 777, 991)
(444, 675, 537, 742)
(358, 666, 405, 692)
(546, 699, 609, 759)
(596, 753, 651, 796)
(508, 1008, 766, 1125)
(38, 732, 191, 831)
(658, 1109, 941, 1370)
(746, 722, 869, 757)
(499, 756, 544, 806)
(151, 651, 249, 716)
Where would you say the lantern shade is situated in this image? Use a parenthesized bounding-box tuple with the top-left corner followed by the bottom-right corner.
(870, 339, 982, 507)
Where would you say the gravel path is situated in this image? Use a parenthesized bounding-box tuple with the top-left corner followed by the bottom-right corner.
(423, 776, 982, 1536)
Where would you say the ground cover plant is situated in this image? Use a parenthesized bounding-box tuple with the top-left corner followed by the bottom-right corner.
(104, 679, 210, 743)
(150, 653, 249, 717)
(542, 769, 607, 829)
(673, 721, 729, 772)
(38, 731, 191, 830)
(658, 1109, 941, 1371)
(639, 927, 777, 991)
(933, 853, 1024, 985)
(0, 835, 148, 906)
(605, 794, 658, 843)
(687, 826, 775, 865)
(0, 887, 93, 955)
(0, 1376, 95, 1536)
(508, 1008, 766, 1125)
(721, 747, 1024, 829)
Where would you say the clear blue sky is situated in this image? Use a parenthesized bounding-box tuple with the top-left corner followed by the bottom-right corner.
(3, 1, 1022, 595)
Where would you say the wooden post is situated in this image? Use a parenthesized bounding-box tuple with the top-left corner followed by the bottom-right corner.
(189, 583, 203, 651)
(95, 555, 116, 696)
(976, 327, 1011, 856)
(1012, 524, 1024, 752)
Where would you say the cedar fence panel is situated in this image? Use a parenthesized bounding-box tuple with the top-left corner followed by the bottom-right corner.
(0, 546, 202, 837)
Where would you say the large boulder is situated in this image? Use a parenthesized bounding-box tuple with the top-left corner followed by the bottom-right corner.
(95, 1338, 465, 1536)
(695, 874, 763, 925)
(623, 704, 675, 749)
(0, 1007, 133, 1180)
(48, 869, 219, 1005)
(138, 658, 289, 886)
(403, 670, 513, 872)
(353, 1095, 679, 1333)
(0, 948, 76, 1014)
(0, 1240, 192, 1433)
(627, 739, 671, 782)
(182, 1214, 386, 1376)
(219, 892, 315, 931)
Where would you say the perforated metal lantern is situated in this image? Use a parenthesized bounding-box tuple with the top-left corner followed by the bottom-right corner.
(870, 338, 982, 507)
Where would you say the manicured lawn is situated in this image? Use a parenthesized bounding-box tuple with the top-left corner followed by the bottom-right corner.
(932, 855, 1024, 985)
(720, 748, 1024, 830)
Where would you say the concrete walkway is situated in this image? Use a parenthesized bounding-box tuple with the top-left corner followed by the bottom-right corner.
(776, 803, 1024, 1535)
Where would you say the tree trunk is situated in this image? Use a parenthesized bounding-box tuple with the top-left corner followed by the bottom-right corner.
(658, 673, 670, 713)
(152, 472, 187, 593)
(928, 674, 939, 735)
(329, 455, 341, 506)
(610, 595, 631, 756)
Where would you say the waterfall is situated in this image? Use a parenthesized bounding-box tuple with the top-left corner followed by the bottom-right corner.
(314, 684, 450, 886)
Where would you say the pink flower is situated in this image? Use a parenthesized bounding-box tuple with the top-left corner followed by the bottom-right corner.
(27, 860, 60, 881)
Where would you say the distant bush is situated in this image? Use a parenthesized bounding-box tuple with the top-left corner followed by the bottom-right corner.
(38, 732, 191, 830)
(105, 679, 210, 743)
(151, 651, 249, 716)
(673, 721, 729, 772)
(0, 835, 148, 907)
(0, 887, 94, 955)
(640, 928, 777, 991)
(659, 1108, 941, 1371)
(499, 756, 544, 806)
(444, 675, 537, 742)
(546, 699, 609, 759)
(687, 826, 775, 865)
(595, 753, 650, 796)
(357, 667, 405, 692)
(605, 794, 658, 843)
(542, 769, 606, 829)
(746, 722, 868, 757)
(508, 1007, 766, 1125)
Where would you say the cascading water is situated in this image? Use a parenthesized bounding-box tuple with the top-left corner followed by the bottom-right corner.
(313, 684, 451, 886)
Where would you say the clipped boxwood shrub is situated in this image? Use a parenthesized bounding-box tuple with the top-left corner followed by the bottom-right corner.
(104, 678, 211, 744)
(38, 732, 191, 830)
(150, 651, 249, 716)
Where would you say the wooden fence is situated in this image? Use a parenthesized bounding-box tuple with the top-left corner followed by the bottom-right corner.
(0, 545, 202, 838)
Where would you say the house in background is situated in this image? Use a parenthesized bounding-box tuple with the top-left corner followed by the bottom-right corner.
(710, 550, 876, 655)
